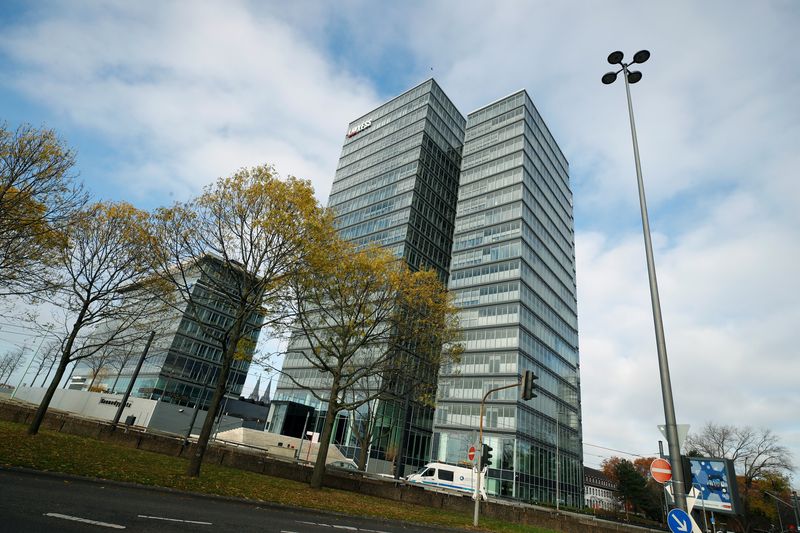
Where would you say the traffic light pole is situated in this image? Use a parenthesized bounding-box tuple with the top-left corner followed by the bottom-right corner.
(474, 381, 521, 527)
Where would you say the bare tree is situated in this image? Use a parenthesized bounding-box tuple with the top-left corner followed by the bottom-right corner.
(685, 422, 795, 533)
(83, 348, 114, 391)
(29, 339, 60, 385)
(27, 202, 167, 435)
(0, 123, 86, 298)
(104, 342, 139, 393)
(282, 241, 462, 489)
(0, 346, 26, 383)
(685, 422, 794, 486)
(150, 165, 329, 477)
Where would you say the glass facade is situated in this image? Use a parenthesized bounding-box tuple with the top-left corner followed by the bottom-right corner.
(275, 79, 466, 471)
(432, 91, 583, 506)
(73, 260, 256, 410)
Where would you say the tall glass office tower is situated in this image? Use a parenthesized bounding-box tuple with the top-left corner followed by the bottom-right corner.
(432, 91, 583, 505)
(274, 79, 466, 472)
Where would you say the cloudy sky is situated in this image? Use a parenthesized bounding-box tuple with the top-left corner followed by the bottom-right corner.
(1, 0, 798, 477)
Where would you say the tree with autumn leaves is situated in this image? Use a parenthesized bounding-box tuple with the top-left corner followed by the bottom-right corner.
(685, 422, 795, 532)
(601, 456, 664, 521)
(150, 165, 331, 477)
(0, 123, 86, 298)
(282, 241, 462, 488)
(27, 202, 169, 435)
(2, 122, 461, 487)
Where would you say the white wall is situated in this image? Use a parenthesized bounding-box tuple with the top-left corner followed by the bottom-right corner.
(13, 386, 158, 426)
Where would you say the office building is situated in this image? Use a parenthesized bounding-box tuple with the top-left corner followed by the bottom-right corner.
(432, 90, 583, 505)
(71, 255, 258, 409)
(275, 81, 584, 502)
(274, 79, 466, 472)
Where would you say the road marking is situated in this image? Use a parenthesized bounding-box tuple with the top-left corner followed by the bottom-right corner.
(137, 514, 212, 525)
(280, 531, 300, 533)
(44, 513, 126, 529)
(294, 522, 389, 533)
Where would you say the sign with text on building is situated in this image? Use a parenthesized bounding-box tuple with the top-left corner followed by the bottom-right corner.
(346, 119, 372, 138)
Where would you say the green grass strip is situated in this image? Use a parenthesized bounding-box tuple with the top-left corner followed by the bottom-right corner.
(0, 420, 554, 533)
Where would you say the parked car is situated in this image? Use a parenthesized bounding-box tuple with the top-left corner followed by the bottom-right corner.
(327, 459, 360, 471)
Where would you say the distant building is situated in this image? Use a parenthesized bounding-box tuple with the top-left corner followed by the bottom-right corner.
(584, 466, 617, 510)
(70, 254, 261, 410)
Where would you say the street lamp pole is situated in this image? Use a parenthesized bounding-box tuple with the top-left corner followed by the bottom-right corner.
(602, 50, 687, 512)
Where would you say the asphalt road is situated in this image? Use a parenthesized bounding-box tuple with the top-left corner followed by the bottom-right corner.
(0, 469, 458, 533)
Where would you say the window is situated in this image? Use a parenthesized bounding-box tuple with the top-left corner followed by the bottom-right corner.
(422, 468, 435, 477)
(437, 469, 454, 482)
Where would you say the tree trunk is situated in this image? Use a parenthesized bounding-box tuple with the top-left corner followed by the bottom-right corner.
(41, 359, 57, 387)
(61, 364, 76, 388)
(186, 317, 244, 477)
(111, 366, 124, 393)
(27, 357, 68, 435)
(31, 364, 44, 385)
(358, 434, 370, 471)
(88, 368, 100, 391)
(310, 394, 339, 489)
(28, 307, 86, 435)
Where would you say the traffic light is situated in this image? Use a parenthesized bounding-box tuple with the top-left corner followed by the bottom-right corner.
(521, 370, 538, 400)
(481, 444, 494, 469)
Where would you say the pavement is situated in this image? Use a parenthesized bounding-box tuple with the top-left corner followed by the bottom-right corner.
(0, 468, 471, 533)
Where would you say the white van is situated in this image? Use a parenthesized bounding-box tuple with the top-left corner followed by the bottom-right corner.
(406, 462, 487, 500)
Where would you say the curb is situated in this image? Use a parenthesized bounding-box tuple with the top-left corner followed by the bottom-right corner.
(1, 466, 480, 533)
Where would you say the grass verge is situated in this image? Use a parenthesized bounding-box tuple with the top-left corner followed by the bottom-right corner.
(0, 419, 555, 533)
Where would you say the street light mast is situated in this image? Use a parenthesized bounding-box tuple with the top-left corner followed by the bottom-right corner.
(602, 50, 688, 512)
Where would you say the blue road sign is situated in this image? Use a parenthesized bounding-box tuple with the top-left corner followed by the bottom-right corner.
(667, 509, 692, 533)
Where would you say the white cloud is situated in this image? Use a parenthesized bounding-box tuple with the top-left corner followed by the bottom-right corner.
(0, 0, 380, 203)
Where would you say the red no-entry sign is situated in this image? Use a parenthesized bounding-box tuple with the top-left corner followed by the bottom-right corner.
(468, 446, 476, 461)
(650, 458, 672, 484)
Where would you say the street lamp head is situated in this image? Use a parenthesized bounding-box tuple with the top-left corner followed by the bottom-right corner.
(607, 51, 624, 65)
(602, 71, 618, 85)
(633, 50, 651, 64)
(627, 71, 643, 84)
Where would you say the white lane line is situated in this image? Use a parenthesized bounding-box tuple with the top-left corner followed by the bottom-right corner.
(294, 520, 386, 532)
(280, 531, 300, 533)
(137, 514, 212, 525)
(44, 513, 126, 529)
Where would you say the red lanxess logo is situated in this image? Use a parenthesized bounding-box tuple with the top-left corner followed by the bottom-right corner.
(346, 119, 372, 138)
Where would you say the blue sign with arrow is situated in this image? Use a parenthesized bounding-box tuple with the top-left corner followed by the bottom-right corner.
(667, 509, 692, 533)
